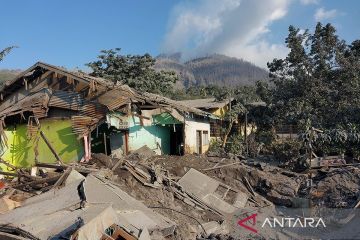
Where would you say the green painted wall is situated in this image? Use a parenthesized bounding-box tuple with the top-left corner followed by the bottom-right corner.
(0, 119, 84, 170)
(128, 115, 171, 154)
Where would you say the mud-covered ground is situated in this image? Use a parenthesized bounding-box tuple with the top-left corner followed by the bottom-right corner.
(100, 154, 360, 239)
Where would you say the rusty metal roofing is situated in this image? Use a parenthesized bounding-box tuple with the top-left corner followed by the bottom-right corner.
(0, 61, 114, 92)
(1, 61, 217, 120)
(178, 98, 233, 109)
(48, 90, 83, 111)
(137, 92, 217, 119)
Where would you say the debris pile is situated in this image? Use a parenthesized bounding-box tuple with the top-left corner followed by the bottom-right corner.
(309, 167, 360, 208)
(1, 151, 360, 239)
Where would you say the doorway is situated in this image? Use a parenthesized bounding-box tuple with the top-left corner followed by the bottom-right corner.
(196, 130, 202, 154)
(170, 124, 184, 155)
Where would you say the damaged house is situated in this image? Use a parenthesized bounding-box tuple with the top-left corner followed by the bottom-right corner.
(0, 62, 216, 170)
(105, 92, 217, 156)
(178, 98, 233, 140)
(0, 62, 137, 169)
(179, 98, 266, 140)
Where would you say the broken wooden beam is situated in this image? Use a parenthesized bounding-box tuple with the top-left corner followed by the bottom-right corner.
(111, 158, 123, 171)
(39, 131, 64, 165)
(35, 162, 98, 174)
(11, 174, 61, 189)
(202, 162, 241, 171)
(51, 167, 73, 189)
(0, 158, 17, 170)
(35, 162, 66, 170)
(242, 176, 256, 197)
(0, 171, 18, 177)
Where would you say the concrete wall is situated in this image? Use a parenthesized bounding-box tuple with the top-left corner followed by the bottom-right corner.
(107, 114, 172, 155)
(128, 115, 171, 155)
(184, 117, 210, 154)
(0, 119, 84, 170)
(107, 113, 211, 155)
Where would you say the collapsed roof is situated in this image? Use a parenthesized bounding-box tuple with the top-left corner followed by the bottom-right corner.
(178, 98, 233, 110)
(0, 62, 216, 139)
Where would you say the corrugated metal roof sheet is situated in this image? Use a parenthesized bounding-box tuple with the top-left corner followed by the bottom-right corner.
(178, 98, 232, 109)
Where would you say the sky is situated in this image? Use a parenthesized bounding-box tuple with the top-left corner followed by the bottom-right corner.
(0, 0, 359, 69)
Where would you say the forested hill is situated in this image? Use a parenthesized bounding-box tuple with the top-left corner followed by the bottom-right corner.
(155, 53, 269, 88)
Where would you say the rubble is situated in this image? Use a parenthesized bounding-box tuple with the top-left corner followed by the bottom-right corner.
(177, 168, 248, 214)
(1, 152, 360, 239)
(308, 167, 360, 208)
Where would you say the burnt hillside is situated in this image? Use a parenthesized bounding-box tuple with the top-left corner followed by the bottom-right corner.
(0, 69, 21, 82)
(155, 53, 268, 88)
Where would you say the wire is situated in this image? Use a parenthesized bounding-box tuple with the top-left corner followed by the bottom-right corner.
(148, 206, 208, 236)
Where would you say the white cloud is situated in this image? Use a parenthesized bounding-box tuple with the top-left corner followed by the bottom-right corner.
(300, 0, 319, 5)
(314, 7, 338, 21)
(162, 0, 291, 68)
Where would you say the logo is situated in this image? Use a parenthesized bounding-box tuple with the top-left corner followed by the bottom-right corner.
(238, 213, 258, 233)
(237, 213, 326, 234)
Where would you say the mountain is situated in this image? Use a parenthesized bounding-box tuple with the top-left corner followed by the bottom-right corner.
(0, 69, 21, 83)
(155, 53, 269, 88)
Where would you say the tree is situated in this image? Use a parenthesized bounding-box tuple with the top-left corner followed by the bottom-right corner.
(0, 46, 16, 62)
(221, 103, 247, 147)
(218, 85, 259, 147)
(261, 23, 360, 157)
(265, 23, 360, 129)
(87, 48, 178, 95)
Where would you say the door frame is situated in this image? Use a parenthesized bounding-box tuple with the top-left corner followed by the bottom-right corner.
(196, 130, 202, 154)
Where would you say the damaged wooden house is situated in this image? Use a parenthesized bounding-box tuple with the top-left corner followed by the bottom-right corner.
(0, 62, 217, 170)
(0, 62, 138, 169)
(104, 91, 217, 156)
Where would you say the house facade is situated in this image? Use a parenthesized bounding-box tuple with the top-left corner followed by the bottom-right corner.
(0, 62, 216, 170)
(179, 98, 266, 140)
(179, 98, 232, 140)
(0, 62, 136, 169)
(105, 93, 216, 156)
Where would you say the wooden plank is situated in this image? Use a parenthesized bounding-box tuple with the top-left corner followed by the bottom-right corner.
(242, 176, 256, 197)
(35, 162, 66, 170)
(40, 131, 64, 165)
(0, 171, 18, 177)
(202, 162, 241, 171)
(51, 167, 73, 189)
(111, 158, 123, 171)
(103, 133, 108, 155)
(0, 158, 17, 170)
(11, 175, 61, 189)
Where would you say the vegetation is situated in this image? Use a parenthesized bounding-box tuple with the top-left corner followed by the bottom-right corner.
(225, 134, 246, 155)
(299, 124, 360, 159)
(271, 140, 303, 164)
(0, 46, 16, 62)
(256, 22, 360, 158)
(262, 23, 360, 129)
(87, 48, 178, 95)
(0, 46, 17, 86)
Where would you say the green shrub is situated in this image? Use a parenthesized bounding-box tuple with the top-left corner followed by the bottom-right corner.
(271, 140, 302, 163)
(208, 138, 223, 153)
(225, 134, 245, 155)
(256, 129, 276, 146)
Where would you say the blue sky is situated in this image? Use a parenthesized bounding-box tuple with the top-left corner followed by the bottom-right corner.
(0, 0, 359, 69)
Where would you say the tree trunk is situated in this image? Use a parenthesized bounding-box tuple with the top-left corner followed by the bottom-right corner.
(222, 120, 235, 148)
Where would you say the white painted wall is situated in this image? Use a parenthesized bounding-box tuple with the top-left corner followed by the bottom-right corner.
(184, 117, 210, 154)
